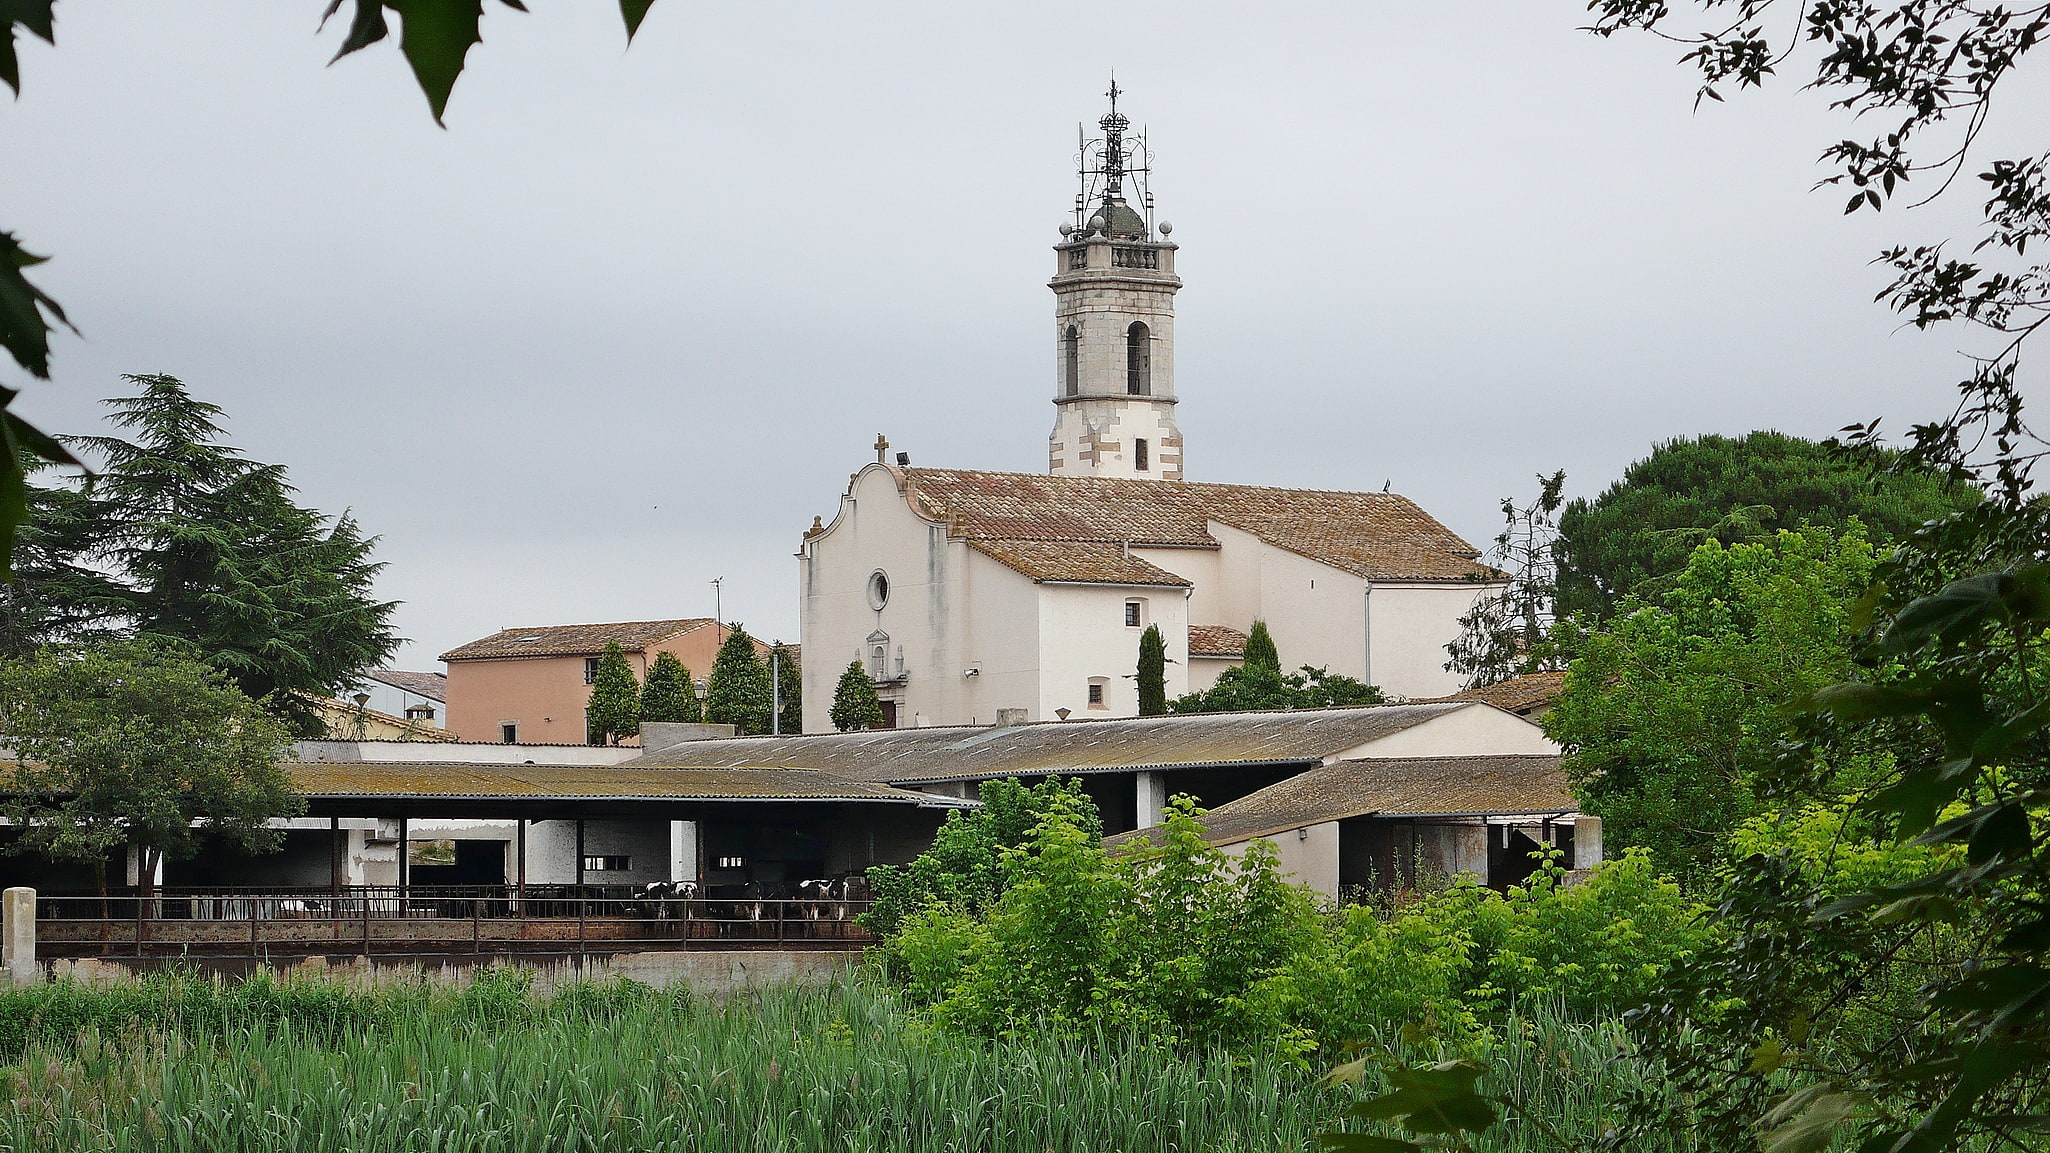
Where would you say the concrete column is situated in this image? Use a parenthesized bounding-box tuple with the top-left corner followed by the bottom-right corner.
(1573, 816, 1604, 870)
(3, 887, 35, 987)
(124, 846, 164, 888)
(1135, 770, 1167, 830)
(669, 821, 699, 883)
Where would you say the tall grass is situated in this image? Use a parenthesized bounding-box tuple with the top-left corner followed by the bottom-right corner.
(0, 974, 1671, 1153)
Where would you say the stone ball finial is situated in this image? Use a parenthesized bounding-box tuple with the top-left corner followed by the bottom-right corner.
(1087, 214, 1105, 233)
(1059, 222, 1074, 237)
(1158, 221, 1173, 235)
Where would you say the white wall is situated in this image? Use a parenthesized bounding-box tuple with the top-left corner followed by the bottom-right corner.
(1219, 822, 1341, 900)
(520, 820, 671, 886)
(1369, 582, 1497, 700)
(1035, 582, 1189, 720)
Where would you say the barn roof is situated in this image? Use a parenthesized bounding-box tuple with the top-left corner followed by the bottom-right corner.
(1107, 754, 1576, 849)
(628, 702, 1479, 784)
(285, 762, 964, 805)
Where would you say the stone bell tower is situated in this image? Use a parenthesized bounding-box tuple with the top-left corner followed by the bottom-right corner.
(1049, 82, 1184, 481)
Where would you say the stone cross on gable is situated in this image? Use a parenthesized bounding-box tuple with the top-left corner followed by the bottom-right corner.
(874, 434, 889, 464)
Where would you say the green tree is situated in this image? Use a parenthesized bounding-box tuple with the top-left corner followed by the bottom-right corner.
(0, 481, 124, 658)
(1554, 432, 1974, 620)
(1544, 525, 1880, 886)
(1168, 664, 1383, 715)
(829, 659, 883, 732)
(0, 3, 663, 574)
(0, 641, 300, 902)
(583, 640, 640, 745)
(863, 777, 1098, 939)
(1242, 620, 1279, 671)
(1446, 470, 1567, 688)
(27, 376, 399, 735)
(704, 625, 771, 735)
(770, 642, 802, 735)
(637, 651, 699, 724)
(1135, 625, 1167, 716)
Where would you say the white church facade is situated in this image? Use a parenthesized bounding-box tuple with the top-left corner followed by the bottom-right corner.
(798, 89, 1502, 732)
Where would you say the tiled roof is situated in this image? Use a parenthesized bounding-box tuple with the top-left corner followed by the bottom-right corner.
(1441, 671, 1566, 716)
(440, 619, 715, 662)
(1188, 624, 1250, 658)
(365, 669, 448, 702)
(969, 540, 1191, 587)
(285, 763, 960, 805)
(898, 468, 1494, 584)
(1107, 754, 1575, 849)
(628, 703, 1474, 785)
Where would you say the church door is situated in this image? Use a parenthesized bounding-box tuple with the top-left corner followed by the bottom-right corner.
(879, 701, 898, 730)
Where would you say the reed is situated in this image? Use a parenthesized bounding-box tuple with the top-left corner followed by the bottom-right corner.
(0, 975, 1665, 1152)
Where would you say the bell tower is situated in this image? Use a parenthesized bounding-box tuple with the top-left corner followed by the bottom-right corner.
(1049, 82, 1184, 481)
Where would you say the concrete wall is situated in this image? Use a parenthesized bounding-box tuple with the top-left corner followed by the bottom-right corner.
(1220, 822, 1341, 900)
(1369, 582, 1497, 700)
(1035, 582, 1189, 720)
(1339, 703, 1559, 759)
(521, 820, 672, 886)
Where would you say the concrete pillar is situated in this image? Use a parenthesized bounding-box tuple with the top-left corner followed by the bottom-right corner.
(1573, 816, 1604, 870)
(124, 846, 164, 888)
(669, 821, 699, 883)
(1135, 770, 1167, 830)
(3, 887, 35, 987)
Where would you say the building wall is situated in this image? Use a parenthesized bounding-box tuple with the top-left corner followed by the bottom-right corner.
(1035, 583, 1190, 720)
(1368, 582, 1495, 700)
(444, 625, 743, 744)
(1336, 703, 1558, 759)
(520, 820, 673, 887)
(1220, 821, 1341, 900)
(1186, 656, 1239, 694)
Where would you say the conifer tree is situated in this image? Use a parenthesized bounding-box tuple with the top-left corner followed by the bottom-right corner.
(1243, 620, 1280, 671)
(1136, 624, 1167, 716)
(830, 659, 884, 731)
(704, 625, 772, 735)
(584, 640, 641, 744)
(638, 651, 699, 724)
(770, 642, 802, 734)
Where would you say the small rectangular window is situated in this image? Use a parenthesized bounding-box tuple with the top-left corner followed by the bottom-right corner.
(584, 657, 599, 684)
(1125, 602, 1142, 627)
(715, 856, 746, 870)
(1087, 683, 1104, 705)
(582, 855, 631, 872)
(500, 723, 517, 744)
(1135, 438, 1149, 471)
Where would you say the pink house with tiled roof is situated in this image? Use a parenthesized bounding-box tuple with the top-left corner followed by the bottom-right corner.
(440, 619, 761, 744)
(798, 89, 1503, 730)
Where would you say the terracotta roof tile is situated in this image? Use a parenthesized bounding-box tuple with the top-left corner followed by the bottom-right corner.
(1441, 671, 1567, 716)
(440, 619, 715, 662)
(969, 540, 1191, 587)
(1188, 624, 1250, 658)
(899, 468, 1495, 584)
(1107, 754, 1575, 848)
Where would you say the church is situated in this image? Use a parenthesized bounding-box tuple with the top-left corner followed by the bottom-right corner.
(798, 89, 1501, 733)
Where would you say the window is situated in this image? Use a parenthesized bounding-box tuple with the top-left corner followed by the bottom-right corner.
(1061, 325, 1079, 397)
(715, 856, 746, 870)
(1087, 678, 1108, 708)
(867, 570, 891, 610)
(499, 723, 517, 744)
(1135, 437, 1149, 471)
(1124, 600, 1144, 627)
(582, 856, 631, 872)
(584, 657, 599, 684)
(1126, 322, 1151, 395)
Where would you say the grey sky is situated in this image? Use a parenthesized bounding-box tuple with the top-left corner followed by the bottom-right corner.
(5, 2, 2033, 671)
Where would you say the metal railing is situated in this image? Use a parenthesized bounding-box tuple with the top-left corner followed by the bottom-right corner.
(32, 885, 875, 959)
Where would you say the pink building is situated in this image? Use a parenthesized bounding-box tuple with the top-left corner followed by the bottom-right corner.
(440, 619, 767, 744)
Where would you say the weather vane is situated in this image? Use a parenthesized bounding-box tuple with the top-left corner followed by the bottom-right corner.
(1072, 76, 1155, 238)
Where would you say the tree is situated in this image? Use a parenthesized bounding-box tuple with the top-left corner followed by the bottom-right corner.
(1242, 620, 1279, 671)
(0, 641, 300, 902)
(1136, 625, 1167, 716)
(704, 624, 771, 735)
(0, 481, 124, 658)
(1544, 525, 1881, 887)
(771, 642, 802, 735)
(1169, 664, 1383, 715)
(583, 640, 640, 745)
(0, 3, 663, 574)
(1446, 470, 1566, 688)
(26, 375, 398, 735)
(830, 659, 883, 732)
(1555, 432, 1976, 621)
(863, 777, 1100, 939)
(638, 651, 699, 724)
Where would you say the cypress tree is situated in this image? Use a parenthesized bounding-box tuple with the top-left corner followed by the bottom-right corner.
(771, 642, 802, 734)
(1244, 620, 1280, 671)
(1136, 624, 1167, 716)
(830, 659, 884, 731)
(584, 640, 641, 744)
(638, 651, 699, 724)
(704, 625, 772, 735)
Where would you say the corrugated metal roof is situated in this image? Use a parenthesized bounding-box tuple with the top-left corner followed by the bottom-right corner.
(365, 669, 448, 702)
(286, 763, 960, 805)
(1107, 754, 1575, 848)
(626, 703, 1473, 784)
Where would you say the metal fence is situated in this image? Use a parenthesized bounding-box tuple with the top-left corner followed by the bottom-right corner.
(33, 885, 875, 959)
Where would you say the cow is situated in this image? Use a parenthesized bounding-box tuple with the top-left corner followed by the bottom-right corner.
(796, 878, 837, 921)
(637, 880, 699, 921)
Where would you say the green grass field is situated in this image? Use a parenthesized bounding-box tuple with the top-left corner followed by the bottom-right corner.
(0, 972, 1669, 1152)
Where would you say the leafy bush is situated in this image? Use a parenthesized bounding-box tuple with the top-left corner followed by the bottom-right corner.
(862, 777, 1098, 938)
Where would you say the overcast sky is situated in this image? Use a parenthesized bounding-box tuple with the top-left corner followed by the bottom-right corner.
(5, 2, 2038, 670)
